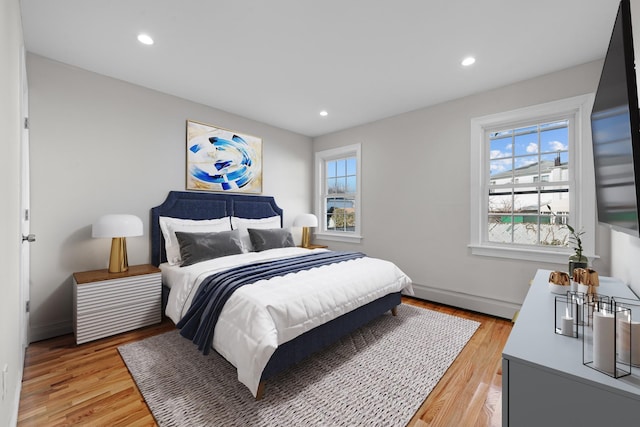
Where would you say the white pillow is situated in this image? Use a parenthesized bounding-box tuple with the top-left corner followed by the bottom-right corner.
(231, 216, 281, 252)
(159, 216, 232, 265)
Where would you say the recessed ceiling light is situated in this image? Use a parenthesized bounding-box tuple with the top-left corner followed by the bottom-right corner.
(461, 56, 476, 67)
(320, 110, 328, 117)
(137, 34, 154, 45)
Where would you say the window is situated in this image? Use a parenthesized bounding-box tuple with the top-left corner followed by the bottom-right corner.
(315, 144, 362, 242)
(469, 95, 596, 263)
(488, 120, 570, 245)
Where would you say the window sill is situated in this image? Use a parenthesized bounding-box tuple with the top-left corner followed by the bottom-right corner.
(468, 244, 599, 265)
(315, 232, 363, 244)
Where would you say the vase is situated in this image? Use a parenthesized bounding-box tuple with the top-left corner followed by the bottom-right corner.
(568, 254, 588, 278)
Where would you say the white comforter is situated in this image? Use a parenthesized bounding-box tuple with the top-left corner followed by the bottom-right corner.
(161, 247, 414, 397)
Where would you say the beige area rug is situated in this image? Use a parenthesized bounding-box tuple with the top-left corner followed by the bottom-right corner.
(118, 304, 480, 427)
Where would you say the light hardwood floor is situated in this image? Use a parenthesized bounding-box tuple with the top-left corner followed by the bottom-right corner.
(17, 297, 512, 426)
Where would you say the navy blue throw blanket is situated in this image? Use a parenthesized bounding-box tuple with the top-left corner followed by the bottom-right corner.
(176, 251, 366, 354)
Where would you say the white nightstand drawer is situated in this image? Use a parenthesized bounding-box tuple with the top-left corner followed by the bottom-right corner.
(75, 301, 161, 344)
(76, 274, 160, 311)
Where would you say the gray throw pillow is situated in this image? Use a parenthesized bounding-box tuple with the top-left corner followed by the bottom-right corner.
(247, 228, 295, 252)
(175, 229, 243, 266)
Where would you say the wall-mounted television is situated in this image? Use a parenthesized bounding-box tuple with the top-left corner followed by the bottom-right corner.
(591, 0, 640, 238)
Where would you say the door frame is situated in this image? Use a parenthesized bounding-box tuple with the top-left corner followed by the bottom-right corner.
(19, 45, 30, 348)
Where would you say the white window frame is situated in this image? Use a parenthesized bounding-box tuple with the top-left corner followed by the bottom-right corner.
(469, 94, 597, 264)
(314, 143, 363, 243)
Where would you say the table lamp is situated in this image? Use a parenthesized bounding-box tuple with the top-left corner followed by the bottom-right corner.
(294, 213, 318, 248)
(92, 214, 143, 273)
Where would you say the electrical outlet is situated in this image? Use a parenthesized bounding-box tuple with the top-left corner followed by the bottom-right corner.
(1, 363, 7, 401)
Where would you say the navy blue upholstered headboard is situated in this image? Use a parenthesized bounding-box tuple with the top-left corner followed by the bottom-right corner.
(150, 191, 283, 266)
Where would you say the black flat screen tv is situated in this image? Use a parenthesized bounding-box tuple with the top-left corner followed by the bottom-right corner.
(591, 0, 640, 238)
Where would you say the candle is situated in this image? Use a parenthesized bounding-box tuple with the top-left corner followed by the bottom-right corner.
(617, 317, 640, 365)
(593, 310, 616, 373)
(561, 306, 574, 337)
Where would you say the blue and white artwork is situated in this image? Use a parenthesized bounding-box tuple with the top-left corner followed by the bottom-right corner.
(186, 120, 262, 193)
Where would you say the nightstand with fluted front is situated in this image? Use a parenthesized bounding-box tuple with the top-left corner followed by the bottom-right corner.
(72, 264, 162, 344)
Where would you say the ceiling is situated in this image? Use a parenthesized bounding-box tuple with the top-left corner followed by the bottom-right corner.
(20, 0, 622, 137)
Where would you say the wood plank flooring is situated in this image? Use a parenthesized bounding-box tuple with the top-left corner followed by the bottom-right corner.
(17, 297, 512, 426)
(405, 297, 512, 427)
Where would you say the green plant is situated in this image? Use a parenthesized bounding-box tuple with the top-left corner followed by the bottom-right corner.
(546, 204, 585, 257)
(566, 224, 585, 259)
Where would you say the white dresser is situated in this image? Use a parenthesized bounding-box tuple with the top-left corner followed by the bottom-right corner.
(73, 264, 162, 344)
(502, 269, 640, 426)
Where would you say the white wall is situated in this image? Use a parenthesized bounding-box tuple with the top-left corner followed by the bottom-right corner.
(0, 0, 25, 424)
(611, 230, 640, 295)
(314, 60, 611, 318)
(27, 54, 313, 341)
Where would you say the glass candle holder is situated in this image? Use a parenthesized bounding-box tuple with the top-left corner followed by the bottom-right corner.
(612, 297, 640, 367)
(582, 298, 631, 378)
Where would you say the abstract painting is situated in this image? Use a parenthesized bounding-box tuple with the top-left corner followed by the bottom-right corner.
(186, 120, 262, 193)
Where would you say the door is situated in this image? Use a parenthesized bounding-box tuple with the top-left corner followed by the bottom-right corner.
(20, 46, 32, 347)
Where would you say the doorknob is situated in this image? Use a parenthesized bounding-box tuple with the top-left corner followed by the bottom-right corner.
(22, 234, 36, 243)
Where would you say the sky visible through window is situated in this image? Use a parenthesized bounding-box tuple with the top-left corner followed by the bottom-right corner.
(489, 121, 569, 177)
(327, 157, 357, 193)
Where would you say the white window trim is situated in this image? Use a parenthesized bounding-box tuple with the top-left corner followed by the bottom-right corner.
(469, 94, 597, 264)
(314, 143, 363, 243)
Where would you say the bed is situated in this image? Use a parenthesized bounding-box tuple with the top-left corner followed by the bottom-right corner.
(151, 191, 413, 399)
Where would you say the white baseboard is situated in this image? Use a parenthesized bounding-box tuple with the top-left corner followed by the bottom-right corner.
(410, 283, 520, 320)
(29, 320, 72, 343)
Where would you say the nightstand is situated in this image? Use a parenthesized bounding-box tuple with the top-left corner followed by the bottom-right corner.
(73, 264, 162, 344)
(301, 244, 329, 249)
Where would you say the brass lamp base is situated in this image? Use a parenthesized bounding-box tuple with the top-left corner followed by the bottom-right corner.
(301, 227, 311, 248)
(108, 237, 129, 273)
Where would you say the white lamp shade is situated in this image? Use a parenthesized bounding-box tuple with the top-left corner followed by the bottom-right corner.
(293, 213, 318, 228)
(92, 214, 143, 238)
